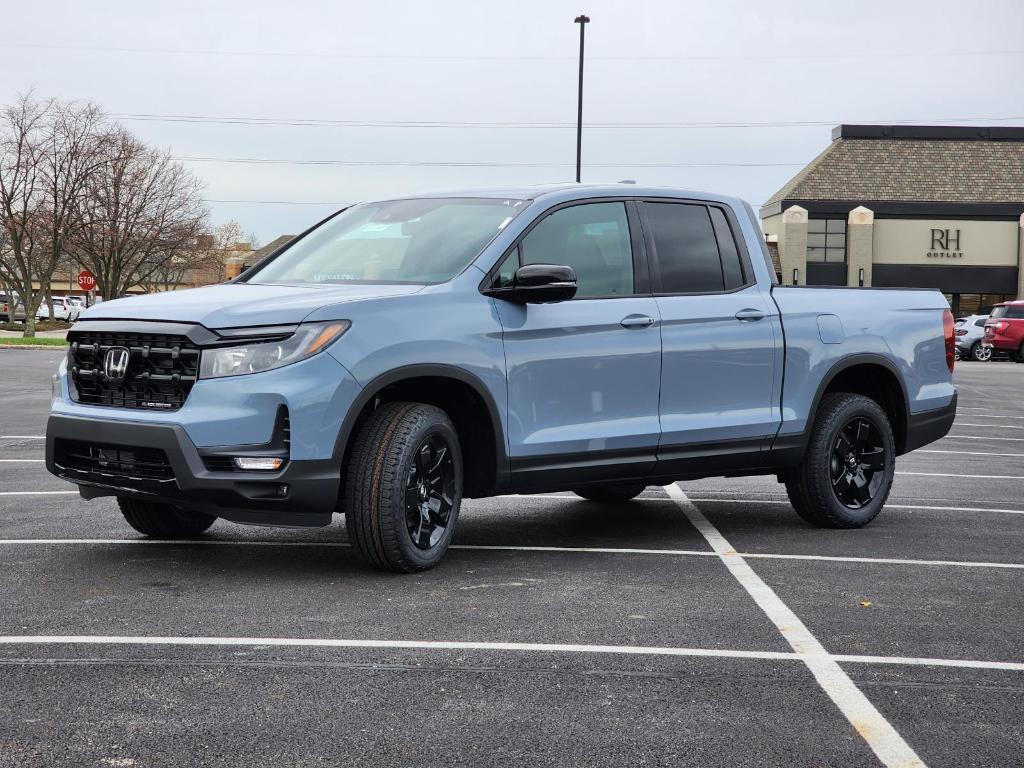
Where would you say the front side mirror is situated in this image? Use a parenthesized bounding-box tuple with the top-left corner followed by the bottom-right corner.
(485, 263, 578, 304)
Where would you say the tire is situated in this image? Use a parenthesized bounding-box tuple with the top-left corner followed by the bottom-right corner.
(1016, 343, 1024, 363)
(118, 498, 216, 538)
(573, 484, 647, 502)
(344, 402, 463, 573)
(971, 343, 992, 362)
(784, 392, 895, 529)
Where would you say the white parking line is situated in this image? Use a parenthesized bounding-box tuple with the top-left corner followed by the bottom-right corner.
(0, 491, 76, 496)
(0, 635, 1020, 674)
(0, 436, 44, 439)
(954, 415, 1024, 421)
(917, 449, 1024, 458)
(955, 423, 1024, 429)
(494, 492, 1024, 516)
(945, 434, 1024, 441)
(663, 484, 925, 768)
(2, 538, 1022, 571)
(897, 471, 1024, 480)
(0, 460, 44, 463)
(685, 498, 1024, 515)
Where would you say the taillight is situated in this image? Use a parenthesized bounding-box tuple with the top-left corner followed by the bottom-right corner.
(955, 328, 967, 336)
(990, 322, 1009, 335)
(943, 309, 955, 373)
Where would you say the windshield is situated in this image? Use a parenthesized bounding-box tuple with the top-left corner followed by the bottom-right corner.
(247, 197, 529, 285)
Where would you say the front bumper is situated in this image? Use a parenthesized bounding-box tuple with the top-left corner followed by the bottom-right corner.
(46, 414, 341, 527)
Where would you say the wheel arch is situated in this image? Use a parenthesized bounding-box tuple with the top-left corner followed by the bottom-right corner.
(809, 354, 911, 455)
(334, 364, 509, 497)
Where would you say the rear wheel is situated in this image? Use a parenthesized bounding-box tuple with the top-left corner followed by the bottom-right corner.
(344, 402, 462, 573)
(573, 484, 647, 502)
(971, 342, 992, 362)
(118, 498, 216, 538)
(784, 393, 895, 528)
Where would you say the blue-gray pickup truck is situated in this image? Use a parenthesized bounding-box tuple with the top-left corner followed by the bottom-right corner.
(46, 184, 957, 572)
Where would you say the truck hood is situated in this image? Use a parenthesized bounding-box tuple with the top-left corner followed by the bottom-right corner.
(79, 282, 425, 328)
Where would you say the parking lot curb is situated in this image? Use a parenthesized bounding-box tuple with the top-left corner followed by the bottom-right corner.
(0, 344, 65, 350)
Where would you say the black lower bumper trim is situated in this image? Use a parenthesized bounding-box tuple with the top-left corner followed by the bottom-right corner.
(903, 392, 958, 454)
(46, 414, 340, 527)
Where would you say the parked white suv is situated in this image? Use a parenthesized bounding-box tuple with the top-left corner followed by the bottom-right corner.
(955, 315, 991, 361)
(37, 296, 81, 322)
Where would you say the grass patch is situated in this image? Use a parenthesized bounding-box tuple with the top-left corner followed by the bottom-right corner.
(0, 320, 72, 332)
(0, 336, 68, 346)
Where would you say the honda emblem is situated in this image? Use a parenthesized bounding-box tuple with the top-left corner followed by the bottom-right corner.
(103, 347, 130, 382)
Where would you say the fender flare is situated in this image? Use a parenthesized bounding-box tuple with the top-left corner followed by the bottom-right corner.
(332, 363, 510, 485)
(805, 353, 911, 452)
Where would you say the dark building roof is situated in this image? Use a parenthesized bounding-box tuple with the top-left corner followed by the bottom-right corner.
(249, 235, 295, 263)
(762, 125, 1024, 218)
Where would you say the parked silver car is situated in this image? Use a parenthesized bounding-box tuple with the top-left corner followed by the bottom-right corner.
(955, 314, 991, 361)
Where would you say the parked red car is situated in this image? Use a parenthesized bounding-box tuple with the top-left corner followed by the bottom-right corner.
(983, 300, 1024, 362)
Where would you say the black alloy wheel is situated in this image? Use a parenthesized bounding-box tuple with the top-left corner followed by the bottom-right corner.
(829, 417, 886, 509)
(405, 434, 456, 550)
(345, 402, 463, 572)
(784, 392, 895, 529)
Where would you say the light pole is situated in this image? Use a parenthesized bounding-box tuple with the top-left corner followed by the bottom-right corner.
(574, 14, 590, 183)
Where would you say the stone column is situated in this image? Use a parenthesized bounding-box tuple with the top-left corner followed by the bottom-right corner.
(1018, 213, 1024, 299)
(779, 205, 808, 286)
(846, 205, 874, 287)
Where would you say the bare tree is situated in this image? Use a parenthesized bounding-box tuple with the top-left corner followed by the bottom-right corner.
(0, 94, 105, 335)
(36, 99, 105, 322)
(0, 95, 47, 336)
(68, 127, 208, 299)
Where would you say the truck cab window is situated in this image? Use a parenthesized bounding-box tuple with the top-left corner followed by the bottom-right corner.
(515, 202, 634, 298)
(709, 206, 746, 290)
(645, 202, 724, 293)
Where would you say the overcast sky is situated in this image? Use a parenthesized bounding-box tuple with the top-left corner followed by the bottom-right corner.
(4, 0, 1023, 244)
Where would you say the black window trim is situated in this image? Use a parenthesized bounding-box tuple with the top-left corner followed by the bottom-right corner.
(636, 198, 758, 298)
(477, 196, 652, 301)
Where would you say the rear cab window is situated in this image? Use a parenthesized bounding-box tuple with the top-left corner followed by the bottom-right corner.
(642, 201, 749, 294)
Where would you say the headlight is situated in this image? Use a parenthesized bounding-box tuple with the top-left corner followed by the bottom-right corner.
(199, 320, 350, 379)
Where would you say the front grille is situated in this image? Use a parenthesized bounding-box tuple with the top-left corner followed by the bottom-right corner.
(68, 331, 200, 410)
(54, 439, 175, 485)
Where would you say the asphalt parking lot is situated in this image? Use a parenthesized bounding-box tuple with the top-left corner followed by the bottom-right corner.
(0, 349, 1021, 767)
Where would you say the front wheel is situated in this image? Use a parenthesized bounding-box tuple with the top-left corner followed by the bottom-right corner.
(344, 402, 462, 573)
(971, 343, 992, 362)
(784, 393, 895, 528)
(573, 484, 647, 502)
(118, 498, 216, 537)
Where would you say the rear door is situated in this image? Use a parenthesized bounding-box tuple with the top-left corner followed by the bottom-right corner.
(638, 199, 781, 472)
(490, 200, 662, 488)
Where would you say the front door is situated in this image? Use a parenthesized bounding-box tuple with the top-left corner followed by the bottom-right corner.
(490, 200, 662, 489)
(637, 200, 781, 473)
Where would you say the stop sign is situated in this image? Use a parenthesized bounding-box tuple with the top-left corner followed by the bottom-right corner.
(77, 270, 96, 291)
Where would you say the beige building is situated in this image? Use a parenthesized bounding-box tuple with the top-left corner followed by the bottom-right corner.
(761, 125, 1024, 316)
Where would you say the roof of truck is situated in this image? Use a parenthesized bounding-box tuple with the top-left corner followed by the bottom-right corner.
(383, 182, 749, 207)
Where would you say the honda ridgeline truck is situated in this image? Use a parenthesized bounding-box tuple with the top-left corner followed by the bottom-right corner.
(46, 185, 958, 572)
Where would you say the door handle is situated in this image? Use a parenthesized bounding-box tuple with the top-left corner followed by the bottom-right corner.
(620, 314, 655, 329)
(734, 308, 765, 322)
